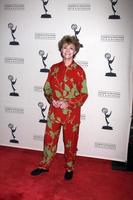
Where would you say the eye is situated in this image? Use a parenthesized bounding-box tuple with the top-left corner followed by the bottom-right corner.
(70, 47, 74, 50)
(63, 46, 67, 49)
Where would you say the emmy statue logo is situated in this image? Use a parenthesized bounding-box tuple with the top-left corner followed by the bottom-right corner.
(41, 0, 52, 18)
(105, 53, 116, 77)
(8, 23, 19, 45)
(39, 50, 49, 72)
(102, 108, 113, 130)
(71, 24, 83, 47)
(8, 75, 19, 96)
(108, 0, 120, 19)
(8, 123, 19, 143)
(38, 102, 47, 123)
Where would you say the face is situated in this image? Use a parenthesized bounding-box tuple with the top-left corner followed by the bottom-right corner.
(61, 43, 76, 60)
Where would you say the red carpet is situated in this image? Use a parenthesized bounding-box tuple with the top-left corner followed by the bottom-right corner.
(0, 146, 133, 200)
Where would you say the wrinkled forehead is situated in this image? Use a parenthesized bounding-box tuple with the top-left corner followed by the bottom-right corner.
(62, 42, 75, 48)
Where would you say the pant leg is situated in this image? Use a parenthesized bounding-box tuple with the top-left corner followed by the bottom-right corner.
(39, 113, 62, 169)
(63, 122, 80, 171)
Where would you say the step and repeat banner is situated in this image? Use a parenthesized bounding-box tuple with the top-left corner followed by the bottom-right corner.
(0, 0, 133, 162)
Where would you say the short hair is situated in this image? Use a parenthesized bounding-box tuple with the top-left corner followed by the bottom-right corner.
(58, 35, 80, 55)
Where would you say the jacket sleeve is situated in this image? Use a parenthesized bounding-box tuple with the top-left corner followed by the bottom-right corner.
(43, 69, 53, 104)
(68, 68, 88, 108)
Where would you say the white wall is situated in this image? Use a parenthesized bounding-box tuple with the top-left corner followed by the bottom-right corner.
(0, 0, 133, 162)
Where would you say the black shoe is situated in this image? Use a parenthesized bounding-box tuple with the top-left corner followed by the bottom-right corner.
(31, 168, 49, 176)
(64, 170, 73, 180)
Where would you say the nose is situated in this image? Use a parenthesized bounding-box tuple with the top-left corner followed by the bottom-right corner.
(66, 48, 70, 52)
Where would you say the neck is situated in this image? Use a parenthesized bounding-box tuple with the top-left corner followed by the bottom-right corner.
(63, 58, 73, 67)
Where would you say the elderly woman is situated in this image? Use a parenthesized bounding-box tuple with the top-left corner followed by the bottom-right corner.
(31, 35, 88, 180)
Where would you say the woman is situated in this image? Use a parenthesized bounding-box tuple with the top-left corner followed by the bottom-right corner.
(31, 35, 88, 180)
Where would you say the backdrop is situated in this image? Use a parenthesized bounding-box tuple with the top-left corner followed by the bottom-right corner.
(0, 0, 133, 162)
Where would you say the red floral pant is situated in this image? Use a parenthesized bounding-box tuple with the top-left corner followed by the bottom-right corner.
(39, 105, 80, 171)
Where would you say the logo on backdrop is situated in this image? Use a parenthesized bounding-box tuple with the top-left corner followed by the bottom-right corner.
(102, 108, 113, 130)
(98, 90, 120, 99)
(8, 75, 19, 96)
(67, 2, 91, 11)
(105, 53, 116, 77)
(101, 34, 124, 42)
(5, 57, 24, 64)
(41, 0, 52, 18)
(108, 0, 120, 19)
(39, 50, 49, 72)
(8, 123, 19, 143)
(4, 3, 24, 10)
(71, 24, 83, 47)
(38, 102, 47, 123)
(95, 142, 116, 150)
(8, 23, 19, 45)
(5, 107, 24, 114)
